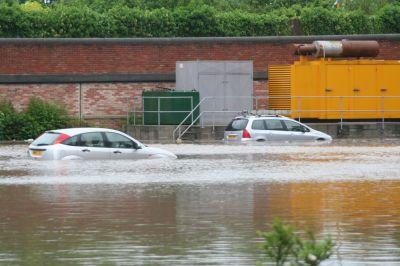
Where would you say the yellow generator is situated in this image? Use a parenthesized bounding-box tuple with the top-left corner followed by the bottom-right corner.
(268, 40, 400, 119)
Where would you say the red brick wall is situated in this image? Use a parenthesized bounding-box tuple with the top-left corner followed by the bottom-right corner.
(1, 39, 399, 75)
(0, 82, 174, 115)
(0, 84, 80, 115)
(253, 80, 268, 109)
(82, 82, 174, 117)
(0, 43, 292, 74)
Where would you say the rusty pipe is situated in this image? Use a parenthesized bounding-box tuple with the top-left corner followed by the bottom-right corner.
(294, 40, 379, 58)
(341, 40, 380, 57)
(294, 44, 317, 55)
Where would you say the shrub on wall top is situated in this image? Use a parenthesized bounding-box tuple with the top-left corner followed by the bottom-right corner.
(299, 7, 345, 35)
(217, 10, 291, 36)
(0, 2, 399, 38)
(173, 5, 220, 37)
(377, 4, 400, 33)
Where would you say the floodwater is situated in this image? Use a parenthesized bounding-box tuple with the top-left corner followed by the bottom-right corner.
(0, 140, 400, 265)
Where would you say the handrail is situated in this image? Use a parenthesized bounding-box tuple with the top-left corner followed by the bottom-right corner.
(172, 96, 260, 141)
(175, 111, 207, 140)
(131, 94, 400, 141)
(172, 97, 210, 141)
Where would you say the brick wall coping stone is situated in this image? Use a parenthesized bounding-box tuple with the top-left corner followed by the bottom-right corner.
(0, 72, 267, 84)
(1, 34, 400, 45)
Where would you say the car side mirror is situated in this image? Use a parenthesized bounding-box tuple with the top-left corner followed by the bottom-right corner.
(301, 126, 309, 133)
(133, 142, 142, 149)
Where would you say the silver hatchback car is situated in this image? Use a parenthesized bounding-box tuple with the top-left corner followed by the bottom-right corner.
(224, 115, 332, 143)
(28, 128, 177, 160)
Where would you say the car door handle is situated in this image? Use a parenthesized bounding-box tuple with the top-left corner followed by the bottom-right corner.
(113, 150, 122, 154)
(81, 149, 90, 152)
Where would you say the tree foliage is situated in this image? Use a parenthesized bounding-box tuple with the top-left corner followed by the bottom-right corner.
(0, 0, 399, 37)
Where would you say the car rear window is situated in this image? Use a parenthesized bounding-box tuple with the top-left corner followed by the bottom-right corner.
(31, 132, 61, 146)
(63, 135, 79, 146)
(226, 118, 248, 131)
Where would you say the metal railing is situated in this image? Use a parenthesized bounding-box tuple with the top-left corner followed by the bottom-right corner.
(127, 96, 196, 127)
(140, 96, 194, 126)
(172, 97, 208, 141)
(171, 95, 400, 141)
(125, 95, 400, 141)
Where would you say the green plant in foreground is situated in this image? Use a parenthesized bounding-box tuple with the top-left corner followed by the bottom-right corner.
(258, 219, 297, 266)
(294, 230, 334, 266)
(258, 218, 334, 266)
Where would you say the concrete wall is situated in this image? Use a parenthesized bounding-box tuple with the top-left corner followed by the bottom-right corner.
(127, 123, 400, 143)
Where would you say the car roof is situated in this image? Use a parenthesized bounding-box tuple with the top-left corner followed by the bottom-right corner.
(233, 115, 289, 120)
(49, 128, 123, 136)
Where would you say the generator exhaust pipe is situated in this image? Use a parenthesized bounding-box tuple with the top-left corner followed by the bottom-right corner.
(294, 40, 379, 58)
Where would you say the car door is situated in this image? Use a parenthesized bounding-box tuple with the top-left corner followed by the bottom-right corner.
(282, 120, 315, 141)
(250, 119, 268, 141)
(264, 119, 291, 141)
(105, 132, 147, 160)
(76, 132, 110, 159)
(59, 134, 81, 159)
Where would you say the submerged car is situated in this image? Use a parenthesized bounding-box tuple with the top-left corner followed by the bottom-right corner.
(224, 115, 332, 143)
(28, 128, 177, 160)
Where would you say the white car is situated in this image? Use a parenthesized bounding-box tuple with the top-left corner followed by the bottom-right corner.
(28, 128, 177, 160)
(224, 115, 332, 143)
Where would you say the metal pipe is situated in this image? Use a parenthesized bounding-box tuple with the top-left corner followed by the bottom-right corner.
(294, 40, 379, 58)
(157, 98, 160, 126)
(126, 97, 129, 129)
(381, 96, 385, 130)
(190, 97, 193, 124)
(133, 97, 136, 126)
(340, 96, 343, 129)
(142, 97, 144, 126)
(341, 40, 380, 58)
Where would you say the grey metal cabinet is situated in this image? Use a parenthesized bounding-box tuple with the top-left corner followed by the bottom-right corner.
(176, 61, 253, 125)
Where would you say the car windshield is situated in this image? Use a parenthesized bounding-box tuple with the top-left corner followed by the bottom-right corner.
(226, 118, 248, 131)
(31, 132, 61, 146)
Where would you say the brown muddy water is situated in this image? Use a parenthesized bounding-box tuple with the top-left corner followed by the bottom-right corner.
(0, 140, 400, 265)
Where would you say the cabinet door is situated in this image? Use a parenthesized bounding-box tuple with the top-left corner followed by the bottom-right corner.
(377, 65, 400, 119)
(352, 65, 378, 119)
(198, 73, 225, 125)
(325, 65, 352, 119)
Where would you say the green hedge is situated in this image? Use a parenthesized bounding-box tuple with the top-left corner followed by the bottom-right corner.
(217, 10, 291, 36)
(0, 2, 399, 37)
(0, 98, 72, 140)
(378, 4, 400, 33)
